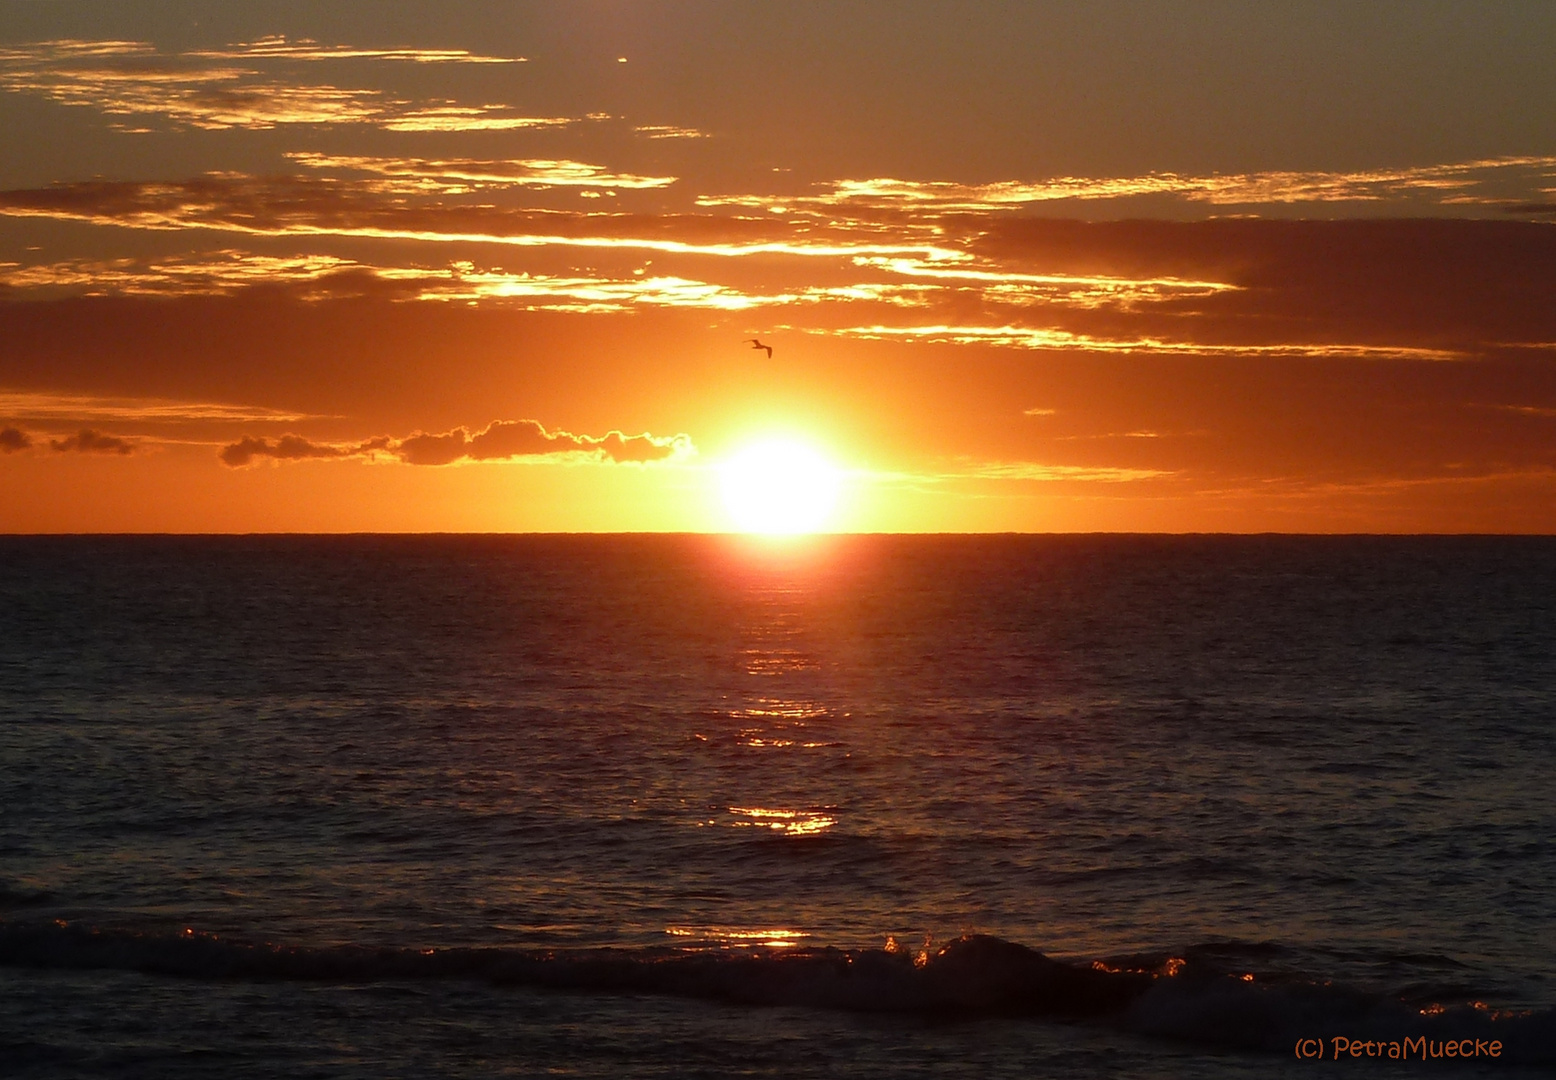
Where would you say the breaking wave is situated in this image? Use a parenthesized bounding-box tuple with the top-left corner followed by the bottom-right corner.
(3, 920, 1551, 1064)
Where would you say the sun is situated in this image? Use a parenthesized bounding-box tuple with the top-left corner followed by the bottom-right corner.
(719, 439, 844, 534)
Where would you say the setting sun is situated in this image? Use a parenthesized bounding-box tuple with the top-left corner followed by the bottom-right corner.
(719, 439, 843, 534)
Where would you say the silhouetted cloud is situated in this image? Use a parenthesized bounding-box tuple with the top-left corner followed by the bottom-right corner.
(969, 217, 1556, 349)
(219, 420, 692, 468)
(396, 420, 691, 465)
(0, 426, 32, 452)
(217, 433, 383, 467)
(49, 428, 132, 454)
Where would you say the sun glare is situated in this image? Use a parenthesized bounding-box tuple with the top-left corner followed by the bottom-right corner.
(719, 439, 843, 534)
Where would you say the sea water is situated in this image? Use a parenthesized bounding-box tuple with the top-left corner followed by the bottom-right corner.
(1, 535, 1552, 1077)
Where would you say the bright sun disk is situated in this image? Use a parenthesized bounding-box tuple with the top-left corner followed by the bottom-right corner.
(719, 439, 843, 534)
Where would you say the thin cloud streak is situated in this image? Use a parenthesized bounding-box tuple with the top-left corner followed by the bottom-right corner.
(959, 462, 1173, 482)
(864, 460, 1174, 485)
(1479, 403, 1556, 418)
(0, 389, 313, 424)
(1, 251, 388, 299)
(833, 324, 1464, 360)
(633, 125, 709, 139)
(850, 255, 1236, 307)
(701, 155, 1556, 214)
(0, 176, 969, 262)
(287, 153, 677, 191)
(188, 35, 524, 64)
(377, 107, 577, 133)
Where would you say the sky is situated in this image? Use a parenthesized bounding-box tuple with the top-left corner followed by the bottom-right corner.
(2, 0, 1555, 533)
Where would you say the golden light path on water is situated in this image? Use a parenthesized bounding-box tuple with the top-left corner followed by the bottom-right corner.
(673, 543, 845, 949)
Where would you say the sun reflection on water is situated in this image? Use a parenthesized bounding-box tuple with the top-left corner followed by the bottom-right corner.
(727, 806, 838, 836)
(664, 926, 809, 949)
(740, 698, 829, 720)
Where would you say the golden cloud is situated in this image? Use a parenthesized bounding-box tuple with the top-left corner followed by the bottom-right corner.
(0, 250, 937, 313)
(286, 153, 677, 191)
(0, 38, 572, 131)
(188, 35, 524, 64)
(633, 124, 710, 139)
(699, 156, 1556, 214)
(0, 175, 970, 262)
(833, 324, 1463, 360)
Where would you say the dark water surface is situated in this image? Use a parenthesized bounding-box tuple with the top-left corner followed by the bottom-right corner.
(1, 535, 1553, 1077)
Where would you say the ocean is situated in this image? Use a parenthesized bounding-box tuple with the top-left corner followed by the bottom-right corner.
(1, 534, 1552, 1078)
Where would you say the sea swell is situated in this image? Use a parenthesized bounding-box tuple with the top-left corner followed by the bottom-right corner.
(3, 920, 1550, 1064)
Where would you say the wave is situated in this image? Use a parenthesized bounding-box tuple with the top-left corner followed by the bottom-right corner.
(2, 920, 1550, 1064)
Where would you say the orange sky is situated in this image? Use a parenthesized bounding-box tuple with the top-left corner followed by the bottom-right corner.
(2, 2, 1555, 532)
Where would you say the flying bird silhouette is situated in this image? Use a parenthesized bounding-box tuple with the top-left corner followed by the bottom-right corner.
(745, 338, 773, 358)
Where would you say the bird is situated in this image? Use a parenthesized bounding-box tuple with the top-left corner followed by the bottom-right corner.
(745, 338, 773, 358)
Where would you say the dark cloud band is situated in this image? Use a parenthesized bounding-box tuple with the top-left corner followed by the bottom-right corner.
(220, 421, 691, 468)
(49, 428, 134, 454)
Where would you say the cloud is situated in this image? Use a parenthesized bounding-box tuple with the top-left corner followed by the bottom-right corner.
(0, 251, 928, 312)
(1480, 403, 1556, 418)
(0, 426, 32, 452)
(218, 433, 381, 466)
(49, 428, 133, 454)
(376, 107, 577, 133)
(396, 420, 692, 465)
(960, 462, 1173, 482)
(219, 420, 693, 468)
(700, 155, 1556, 214)
(0, 41, 153, 62)
(0, 175, 964, 262)
(0, 59, 387, 129)
(0, 251, 405, 300)
(6, 173, 1554, 363)
(0, 389, 312, 423)
(966, 217, 1556, 350)
(633, 124, 709, 139)
(833, 324, 1462, 360)
(287, 153, 677, 191)
(188, 35, 524, 64)
(0, 38, 568, 131)
(848, 255, 1236, 308)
